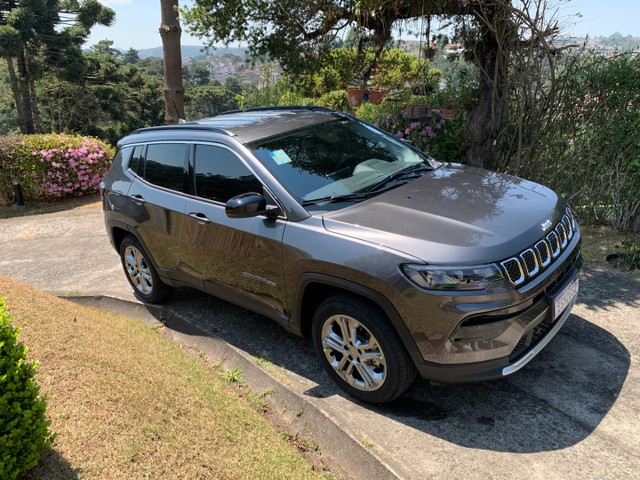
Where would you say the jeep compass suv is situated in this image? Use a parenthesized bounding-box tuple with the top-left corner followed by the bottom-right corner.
(101, 107, 582, 403)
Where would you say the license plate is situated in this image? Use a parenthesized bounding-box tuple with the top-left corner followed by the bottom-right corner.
(552, 275, 579, 321)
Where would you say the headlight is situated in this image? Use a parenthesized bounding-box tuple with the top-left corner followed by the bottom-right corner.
(401, 263, 504, 291)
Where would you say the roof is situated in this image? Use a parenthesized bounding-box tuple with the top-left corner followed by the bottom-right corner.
(131, 107, 343, 144)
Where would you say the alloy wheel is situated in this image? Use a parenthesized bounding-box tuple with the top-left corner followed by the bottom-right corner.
(320, 314, 387, 391)
(123, 245, 153, 295)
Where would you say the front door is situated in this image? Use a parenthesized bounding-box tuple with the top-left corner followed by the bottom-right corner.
(183, 143, 287, 320)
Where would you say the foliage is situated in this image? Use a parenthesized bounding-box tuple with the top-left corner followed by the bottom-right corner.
(0, 67, 18, 135)
(515, 53, 640, 231)
(354, 100, 406, 126)
(306, 47, 440, 96)
(0, 0, 115, 133)
(317, 90, 351, 112)
(223, 365, 244, 384)
(181, 0, 466, 77)
(372, 48, 441, 92)
(354, 99, 469, 163)
(0, 134, 114, 206)
(238, 72, 313, 108)
(0, 297, 54, 480)
(183, 59, 212, 86)
(185, 84, 239, 119)
(610, 239, 640, 270)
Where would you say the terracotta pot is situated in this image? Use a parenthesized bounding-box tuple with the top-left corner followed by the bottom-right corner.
(368, 89, 386, 105)
(346, 87, 366, 107)
(437, 108, 455, 121)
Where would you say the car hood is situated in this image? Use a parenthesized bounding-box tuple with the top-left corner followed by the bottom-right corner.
(322, 164, 566, 264)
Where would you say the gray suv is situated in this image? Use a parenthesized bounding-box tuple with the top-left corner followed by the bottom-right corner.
(101, 107, 582, 403)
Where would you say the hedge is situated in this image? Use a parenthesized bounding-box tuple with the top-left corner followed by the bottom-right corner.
(0, 297, 55, 479)
(0, 134, 114, 206)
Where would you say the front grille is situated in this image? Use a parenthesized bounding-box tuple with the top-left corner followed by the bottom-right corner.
(500, 207, 577, 286)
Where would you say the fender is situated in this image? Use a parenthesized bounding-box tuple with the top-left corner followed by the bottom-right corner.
(290, 273, 422, 359)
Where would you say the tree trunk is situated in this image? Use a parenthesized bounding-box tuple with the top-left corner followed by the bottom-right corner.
(160, 0, 185, 124)
(466, 1, 510, 170)
(466, 54, 501, 170)
(5, 57, 30, 134)
(25, 53, 42, 133)
(16, 49, 36, 134)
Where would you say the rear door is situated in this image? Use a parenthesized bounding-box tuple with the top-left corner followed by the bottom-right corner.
(182, 143, 287, 319)
(125, 142, 202, 287)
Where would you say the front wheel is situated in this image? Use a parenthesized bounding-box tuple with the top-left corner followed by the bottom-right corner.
(119, 235, 173, 303)
(312, 295, 416, 404)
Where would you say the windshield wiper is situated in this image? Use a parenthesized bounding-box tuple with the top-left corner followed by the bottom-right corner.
(301, 192, 377, 206)
(366, 163, 432, 193)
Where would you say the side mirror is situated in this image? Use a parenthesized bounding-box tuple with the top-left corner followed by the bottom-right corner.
(225, 192, 278, 218)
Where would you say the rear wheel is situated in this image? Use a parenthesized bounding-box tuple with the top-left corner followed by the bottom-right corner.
(312, 295, 416, 404)
(120, 235, 173, 303)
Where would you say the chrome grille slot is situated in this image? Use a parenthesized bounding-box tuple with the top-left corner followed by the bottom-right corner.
(535, 240, 551, 267)
(556, 223, 568, 248)
(562, 214, 573, 240)
(546, 231, 560, 257)
(501, 258, 525, 285)
(520, 249, 539, 277)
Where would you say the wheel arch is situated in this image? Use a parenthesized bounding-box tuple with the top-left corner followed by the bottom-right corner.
(292, 273, 421, 358)
(110, 225, 130, 252)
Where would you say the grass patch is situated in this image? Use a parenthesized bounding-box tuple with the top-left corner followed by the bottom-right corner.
(0, 195, 100, 220)
(580, 225, 640, 278)
(0, 276, 329, 479)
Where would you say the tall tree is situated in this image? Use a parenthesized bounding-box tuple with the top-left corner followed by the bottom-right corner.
(182, 0, 560, 169)
(0, 0, 114, 133)
(160, 0, 185, 123)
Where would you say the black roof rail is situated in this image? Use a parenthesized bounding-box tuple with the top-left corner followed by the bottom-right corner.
(218, 105, 334, 116)
(131, 124, 234, 136)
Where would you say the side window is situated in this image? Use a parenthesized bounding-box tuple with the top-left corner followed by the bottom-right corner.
(113, 146, 133, 169)
(128, 145, 145, 176)
(194, 144, 263, 202)
(143, 143, 187, 192)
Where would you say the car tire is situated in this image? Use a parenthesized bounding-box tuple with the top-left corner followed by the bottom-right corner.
(119, 235, 173, 303)
(312, 295, 416, 404)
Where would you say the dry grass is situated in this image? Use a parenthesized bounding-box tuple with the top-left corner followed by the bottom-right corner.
(0, 276, 328, 479)
(580, 225, 640, 278)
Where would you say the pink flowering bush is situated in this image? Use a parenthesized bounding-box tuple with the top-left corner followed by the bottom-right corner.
(0, 134, 114, 205)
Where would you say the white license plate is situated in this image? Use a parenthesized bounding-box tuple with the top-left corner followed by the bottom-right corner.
(553, 275, 579, 321)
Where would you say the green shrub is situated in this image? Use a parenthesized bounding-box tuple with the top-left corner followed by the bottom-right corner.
(317, 90, 351, 112)
(517, 53, 640, 231)
(0, 133, 114, 206)
(0, 297, 55, 479)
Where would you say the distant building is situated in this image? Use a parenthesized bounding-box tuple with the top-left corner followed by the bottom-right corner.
(444, 43, 464, 56)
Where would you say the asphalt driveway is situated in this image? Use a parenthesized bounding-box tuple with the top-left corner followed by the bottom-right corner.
(1, 201, 639, 479)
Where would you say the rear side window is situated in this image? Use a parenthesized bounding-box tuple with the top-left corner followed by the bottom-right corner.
(194, 144, 262, 202)
(128, 145, 145, 176)
(143, 143, 188, 192)
(113, 146, 132, 169)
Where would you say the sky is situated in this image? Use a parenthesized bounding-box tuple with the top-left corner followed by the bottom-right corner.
(85, 0, 640, 51)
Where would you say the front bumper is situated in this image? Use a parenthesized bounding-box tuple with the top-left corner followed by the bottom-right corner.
(411, 258, 581, 384)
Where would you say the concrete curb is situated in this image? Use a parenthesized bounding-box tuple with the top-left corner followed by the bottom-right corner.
(64, 295, 402, 480)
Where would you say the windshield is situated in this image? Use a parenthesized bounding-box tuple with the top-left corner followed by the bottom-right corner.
(249, 118, 436, 204)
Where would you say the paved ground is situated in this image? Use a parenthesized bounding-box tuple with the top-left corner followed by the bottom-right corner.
(1, 202, 639, 480)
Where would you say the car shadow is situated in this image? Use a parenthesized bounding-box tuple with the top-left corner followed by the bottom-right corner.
(151, 285, 630, 454)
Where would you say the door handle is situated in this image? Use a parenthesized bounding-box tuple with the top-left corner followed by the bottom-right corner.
(188, 212, 211, 224)
(129, 194, 145, 205)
